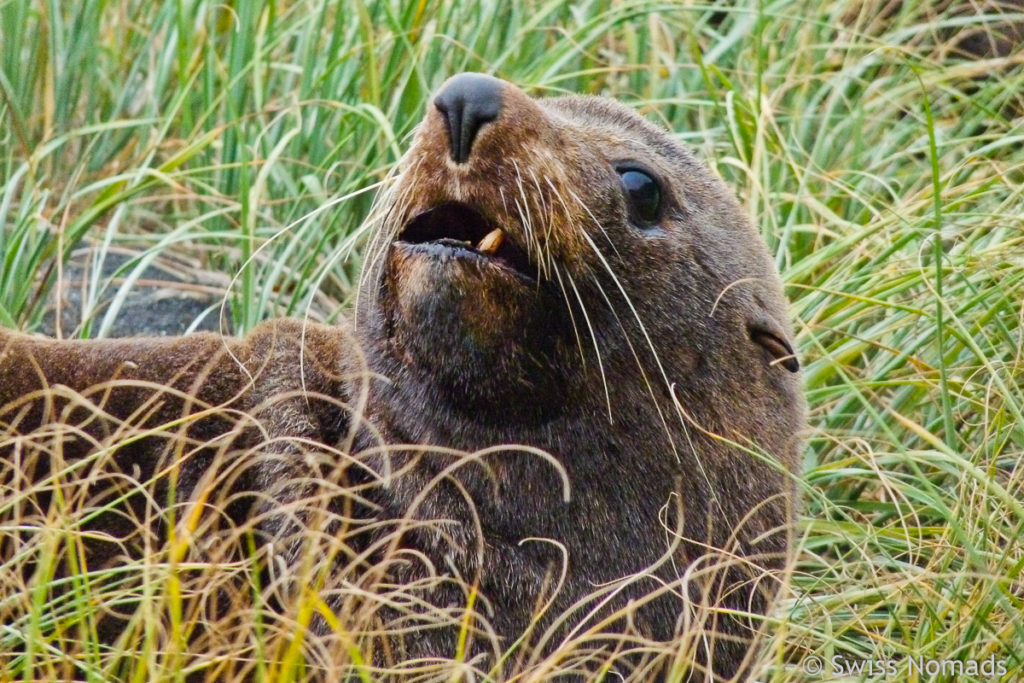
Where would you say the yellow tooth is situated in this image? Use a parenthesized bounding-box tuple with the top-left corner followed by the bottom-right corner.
(476, 228, 504, 255)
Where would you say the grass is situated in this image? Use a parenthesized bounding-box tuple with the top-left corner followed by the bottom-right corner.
(2, 0, 1024, 680)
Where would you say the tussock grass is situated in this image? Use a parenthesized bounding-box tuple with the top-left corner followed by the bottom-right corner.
(2, 0, 1023, 680)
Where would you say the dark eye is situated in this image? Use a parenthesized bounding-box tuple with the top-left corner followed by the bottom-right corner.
(618, 169, 662, 226)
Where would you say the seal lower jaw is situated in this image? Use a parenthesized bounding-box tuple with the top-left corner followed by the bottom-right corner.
(380, 239, 576, 422)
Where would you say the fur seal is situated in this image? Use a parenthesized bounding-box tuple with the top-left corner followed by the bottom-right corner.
(0, 74, 804, 680)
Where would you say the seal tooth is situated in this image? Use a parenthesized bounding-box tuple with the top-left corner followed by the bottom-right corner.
(476, 228, 504, 255)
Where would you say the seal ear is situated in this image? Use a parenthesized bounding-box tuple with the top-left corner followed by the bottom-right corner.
(748, 320, 799, 372)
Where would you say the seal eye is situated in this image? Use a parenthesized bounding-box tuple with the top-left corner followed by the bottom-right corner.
(618, 169, 662, 226)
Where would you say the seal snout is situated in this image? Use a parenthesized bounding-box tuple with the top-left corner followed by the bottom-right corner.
(433, 73, 504, 164)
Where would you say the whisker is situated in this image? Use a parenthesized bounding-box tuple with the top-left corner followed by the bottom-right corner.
(563, 268, 614, 420)
(562, 199, 726, 513)
(528, 169, 557, 277)
(355, 155, 426, 323)
(512, 160, 546, 280)
(560, 186, 723, 487)
(528, 175, 613, 417)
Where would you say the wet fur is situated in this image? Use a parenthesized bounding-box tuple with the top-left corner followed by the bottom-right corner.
(1, 77, 804, 680)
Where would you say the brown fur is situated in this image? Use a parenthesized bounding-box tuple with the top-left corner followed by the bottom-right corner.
(1, 75, 805, 680)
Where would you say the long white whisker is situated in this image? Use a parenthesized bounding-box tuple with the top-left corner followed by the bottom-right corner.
(563, 269, 614, 420)
(560, 189, 725, 512)
(355, 155, 426, 324)
(528, 169, 557, 277)
(512, 160, 545, 279)
(529, 175, 612, 418)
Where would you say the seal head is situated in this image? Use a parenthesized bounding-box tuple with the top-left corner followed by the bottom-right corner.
(368, 73, 800, 429)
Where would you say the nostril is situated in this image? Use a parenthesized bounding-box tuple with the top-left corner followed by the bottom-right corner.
(433, 73, 504, 164)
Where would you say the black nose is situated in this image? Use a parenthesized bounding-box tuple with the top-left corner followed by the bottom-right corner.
(433, 73, 503, 164)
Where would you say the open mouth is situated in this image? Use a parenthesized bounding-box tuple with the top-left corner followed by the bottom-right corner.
(396, 202, 536, 279)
